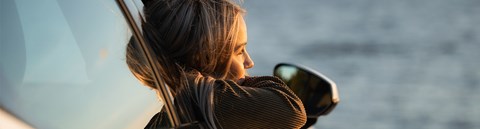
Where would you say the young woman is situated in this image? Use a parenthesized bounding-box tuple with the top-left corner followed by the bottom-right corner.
(126, 0, 306, 128)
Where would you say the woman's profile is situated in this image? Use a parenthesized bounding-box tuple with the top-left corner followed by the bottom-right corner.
(126, 0, 307, 128)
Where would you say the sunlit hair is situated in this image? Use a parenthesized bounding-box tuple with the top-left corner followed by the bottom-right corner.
(126, 0, 245, 91)
(126, 1, 245, 128)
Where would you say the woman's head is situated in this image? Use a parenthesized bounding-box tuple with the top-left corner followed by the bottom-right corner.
(126, 0, 254, 90)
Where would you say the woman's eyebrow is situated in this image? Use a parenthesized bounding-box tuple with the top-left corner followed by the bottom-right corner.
(235, 42, 247, 50)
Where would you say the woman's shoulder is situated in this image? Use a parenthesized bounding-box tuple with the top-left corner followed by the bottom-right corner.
(144, 111, 169, 129)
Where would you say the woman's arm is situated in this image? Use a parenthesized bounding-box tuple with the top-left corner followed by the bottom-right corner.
(212, 76, 307, 129)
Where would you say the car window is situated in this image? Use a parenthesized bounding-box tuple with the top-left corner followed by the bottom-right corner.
(0, 0, 161, 129)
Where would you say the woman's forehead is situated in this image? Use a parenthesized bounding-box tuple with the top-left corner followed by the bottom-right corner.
(235, 16, 247, 46)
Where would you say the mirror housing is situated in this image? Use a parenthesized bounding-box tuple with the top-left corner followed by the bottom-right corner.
(273, 63, 339, 117)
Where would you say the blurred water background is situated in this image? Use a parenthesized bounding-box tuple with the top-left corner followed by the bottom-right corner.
(243, 0, 480, 129)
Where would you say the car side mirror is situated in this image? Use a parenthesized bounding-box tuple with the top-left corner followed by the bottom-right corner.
(273, 63, 340, 117)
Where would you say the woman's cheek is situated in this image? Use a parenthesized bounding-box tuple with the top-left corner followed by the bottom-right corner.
(229, 58, 245, 80)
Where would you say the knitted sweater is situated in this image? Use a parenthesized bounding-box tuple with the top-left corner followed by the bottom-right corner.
(145, 76, 307, 129)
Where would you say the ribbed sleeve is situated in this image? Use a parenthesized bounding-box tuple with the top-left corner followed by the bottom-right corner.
(213, 76, 306, 129)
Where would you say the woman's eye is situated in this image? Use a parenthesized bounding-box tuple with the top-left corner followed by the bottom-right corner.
(237, 49, 245, 55)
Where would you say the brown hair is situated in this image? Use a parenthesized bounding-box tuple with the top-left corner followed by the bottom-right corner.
(126, 0, 245, 92)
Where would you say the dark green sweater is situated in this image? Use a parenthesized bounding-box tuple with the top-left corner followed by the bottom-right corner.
(145, 76, 306, 129)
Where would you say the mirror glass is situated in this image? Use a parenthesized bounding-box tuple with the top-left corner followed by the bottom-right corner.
(274, 63, 339, 117)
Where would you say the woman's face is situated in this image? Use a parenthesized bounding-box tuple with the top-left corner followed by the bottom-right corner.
(229, 16, 254, 81)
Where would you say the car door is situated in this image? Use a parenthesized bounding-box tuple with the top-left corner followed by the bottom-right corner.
(0, 0, 162, 128)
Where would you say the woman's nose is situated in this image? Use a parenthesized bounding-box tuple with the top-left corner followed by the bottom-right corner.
(244, 51, 254, 69)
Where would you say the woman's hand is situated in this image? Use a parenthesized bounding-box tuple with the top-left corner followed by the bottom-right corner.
(237, 76, 251, 85)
